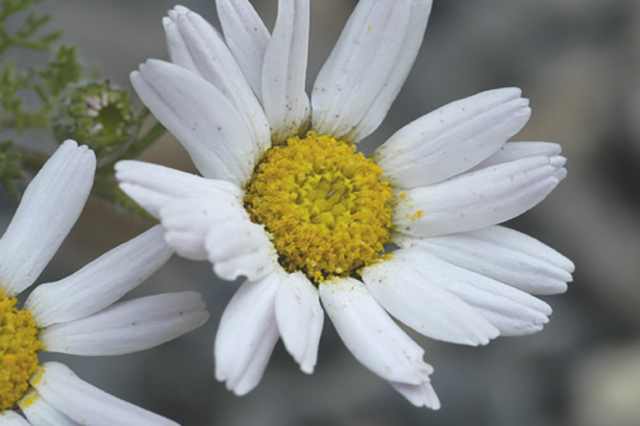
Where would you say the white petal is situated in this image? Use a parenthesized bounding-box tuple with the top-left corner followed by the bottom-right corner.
(468, 141, 562, 172)
(396, 225, 574, 295)
(319, 278, 433, 385)
(261, 0, 311, 143)
(228, 322, 278, 396)
(131, 60, 257, 184)
(20, 390, 81, 426)
(275, 272, 323, 374)
(160, 197, 246, 261)
(40, 292, 208, 356)
(361, 253, 499, 345)
(215, 273, 281, 395)
(25, 226, 173, 327)
(216, 0, 270, 98)
(32, 362, 178, 426)
(394, 155, 567, 237)
(163, 16, 197, 72)
(374, 88, 531, 188)
(164, 7, 271, 158)
(378, 249, 552, 336)
(390, 381, 441, 409)
(205, 216, 277, 282)
(0, 141, 95, 296)
(115, 160, 243, 218)
(0, 411, 29, 426)
(312, 0, 432, 142)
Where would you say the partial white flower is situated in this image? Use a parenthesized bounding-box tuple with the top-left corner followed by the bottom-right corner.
(0, 140, 209, 424)
(118, 0, 573, 409)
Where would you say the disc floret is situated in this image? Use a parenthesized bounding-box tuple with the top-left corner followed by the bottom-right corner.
(245, 132, 393, 282)
(0, 289, 43, 410)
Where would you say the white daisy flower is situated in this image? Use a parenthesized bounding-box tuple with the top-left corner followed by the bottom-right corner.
(116, 0, 574, 409)
(0, 140, 209, 424)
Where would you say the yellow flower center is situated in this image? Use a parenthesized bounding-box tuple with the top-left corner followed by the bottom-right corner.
(245, 132, 393, 282)
(0, 288, 43, 410)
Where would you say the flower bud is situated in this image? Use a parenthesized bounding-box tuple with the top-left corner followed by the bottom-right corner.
(52, 81, 138, 160)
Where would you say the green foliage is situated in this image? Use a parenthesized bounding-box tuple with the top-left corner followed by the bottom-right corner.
(0, 0, 83, 198)
(41, 44, 81, 96)
(0, 0, 61, 55)
(0, 60, 33, 130)
(0, 0, 83, 131)
(0, 0, 165, 219)
(0, 139, 24, 200)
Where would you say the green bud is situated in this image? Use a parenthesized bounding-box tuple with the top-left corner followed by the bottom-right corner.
(51, 81, 139, 160)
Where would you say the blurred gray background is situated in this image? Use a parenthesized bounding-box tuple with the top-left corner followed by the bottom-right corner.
(2, 0, 640, 425)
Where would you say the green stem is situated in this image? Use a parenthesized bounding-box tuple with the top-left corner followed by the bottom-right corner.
(137, 107, 151, 122)
(92, 170, 157, 222)
(91, 119, 165, 221)
(119, 120, 165, 162)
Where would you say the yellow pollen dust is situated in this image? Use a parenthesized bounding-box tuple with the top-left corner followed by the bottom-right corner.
(0, 288, 43, 410)
(245, 132, 393, 282)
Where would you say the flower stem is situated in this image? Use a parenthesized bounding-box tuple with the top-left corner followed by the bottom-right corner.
(118, 120, 166, 162)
